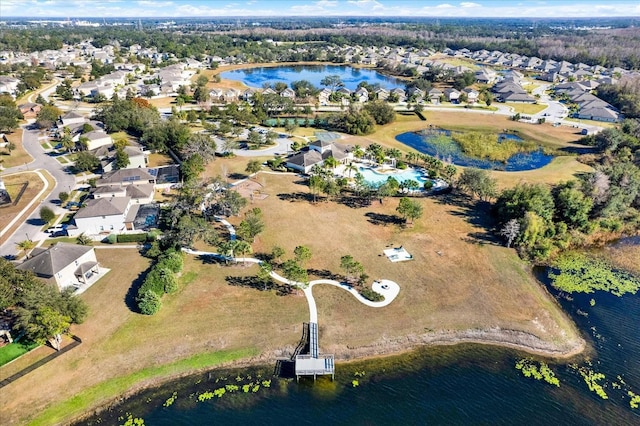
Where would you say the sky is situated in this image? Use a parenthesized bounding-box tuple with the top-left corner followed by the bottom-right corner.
(1, 0, 639, 18)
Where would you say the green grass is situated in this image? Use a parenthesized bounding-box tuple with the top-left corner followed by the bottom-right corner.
(505, 103, 548, 115)
(451, 131, 537, 162)
(56, 156, 69, 164)
(0, 341, 39, 366)
(27, 348, 257, 426)
(40, 143, 51, 150)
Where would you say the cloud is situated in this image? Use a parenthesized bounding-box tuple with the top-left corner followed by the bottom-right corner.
(347, 0, 384, 10)
(435, 3, 455, 8)
(460, 2, 481, 8)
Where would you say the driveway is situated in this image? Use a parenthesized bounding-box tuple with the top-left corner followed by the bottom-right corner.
(0, 124, 77, 258)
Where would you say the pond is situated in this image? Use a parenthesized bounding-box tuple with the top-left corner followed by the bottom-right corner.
(395, 129, 555, 172)
(220, 65, 404, 90)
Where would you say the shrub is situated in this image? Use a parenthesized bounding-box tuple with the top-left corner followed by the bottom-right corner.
(116, 233, 148, 243)
(102, 234, 117, 244)
(158, 251, 184, 273)
(146, 230, 161, 241)
(40, 206, 55, 224)
(360, 286, 384, 302)
(138, 290, 162, 315)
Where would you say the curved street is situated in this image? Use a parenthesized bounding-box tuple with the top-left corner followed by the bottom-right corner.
(0, 124, 77, 258)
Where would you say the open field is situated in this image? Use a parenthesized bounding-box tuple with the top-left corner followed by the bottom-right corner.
(0, 169, 586, 424)
(1, 129, 32, 169)
(428, 53, 481, 70)
(0, 171, 51, 246)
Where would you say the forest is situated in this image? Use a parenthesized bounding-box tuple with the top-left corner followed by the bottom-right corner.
(1, 17, 639, 69)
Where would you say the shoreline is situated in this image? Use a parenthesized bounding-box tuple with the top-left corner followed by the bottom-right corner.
(63, 327, 586, 425)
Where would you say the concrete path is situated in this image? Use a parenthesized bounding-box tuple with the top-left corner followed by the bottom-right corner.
(182, 247, 401, 324)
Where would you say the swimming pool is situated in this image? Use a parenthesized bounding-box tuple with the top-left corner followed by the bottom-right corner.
(358, 166, 426, 185)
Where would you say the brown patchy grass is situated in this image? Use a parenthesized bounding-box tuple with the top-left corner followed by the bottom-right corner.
(147, 152, 174, 167)
(0, 171, 50, 246)
(601, 244, 640, 276)
(1, 129, 33, 169)
(0, 171, 584, 424)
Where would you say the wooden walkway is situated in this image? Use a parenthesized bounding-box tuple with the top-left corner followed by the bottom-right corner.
(295, 322, 334, 381)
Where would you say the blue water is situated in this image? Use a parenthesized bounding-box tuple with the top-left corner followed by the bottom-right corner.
(79, 274, 640, 425)
(220, 65, 403, 90)
(395, 130, 555, 172)
(358, 166, 426, 185)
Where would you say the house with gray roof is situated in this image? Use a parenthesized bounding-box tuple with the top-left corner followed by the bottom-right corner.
(17, 243, 101, 292)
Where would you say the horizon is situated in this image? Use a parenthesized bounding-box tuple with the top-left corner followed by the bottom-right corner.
(1, 0, 639, 19)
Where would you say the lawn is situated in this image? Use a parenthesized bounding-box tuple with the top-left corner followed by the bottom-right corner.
(0, 170, 586, 424)
(0, 171, 49, 246)
(0, 341, 39, 367)
(1, 129, 33, 169)
(505, 102, 548, 115)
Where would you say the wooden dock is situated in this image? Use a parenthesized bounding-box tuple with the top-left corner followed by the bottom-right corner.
(295, 322, 334, 381)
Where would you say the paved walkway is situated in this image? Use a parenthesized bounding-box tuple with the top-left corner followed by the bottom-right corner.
(182, 243, 401, 325)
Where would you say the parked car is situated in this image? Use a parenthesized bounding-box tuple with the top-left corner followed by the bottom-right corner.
(45, 224, 67, 234)
(49, 230, 68, 238)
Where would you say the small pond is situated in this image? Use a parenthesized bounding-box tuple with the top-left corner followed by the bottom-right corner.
(220, 65, 403, 90)
(395, 129, 555, 172)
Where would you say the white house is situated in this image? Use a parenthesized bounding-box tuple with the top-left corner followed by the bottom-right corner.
(17, 243, 101, 292)
(82, 130, 113, 150)
(71, 197, 134, 235)
(61, 111, 86, 127)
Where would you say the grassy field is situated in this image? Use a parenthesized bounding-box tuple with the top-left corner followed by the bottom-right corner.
(0, 171, 49, 246)
(0, 168, 585, 424)
(1, 129, 33, 169)
(505, 103, 548, 115)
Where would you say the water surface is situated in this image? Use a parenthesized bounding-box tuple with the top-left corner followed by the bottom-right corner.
(221, 65, 403, 90)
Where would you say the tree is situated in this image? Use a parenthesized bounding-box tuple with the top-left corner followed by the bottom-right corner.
(60, 134, 75, 152)
(28, 306, 70, 351)
(500, 219, 521, 248)
(237, 209, 264, 242)
(340, 255, 364, 283)
(245, 160, 262, 177)
(271, 246, 285, 265)
(114, 147, 130, 169)
(0, 95, 23, 133)
(323, 156, 339, 171)
(257, 261, 273, 290)
(181, 133, 217, 164)
(58, 191, 70, 203)
(496, 183, 555, 223)
(293, 245, 312, 265)
(457, 168, 497, 201)
(320, 75, 344, 92)
(138, 290, 162, 315)
(281, 259, 308, 289)
(247, 130, 263, 146)
(74, 151, 100, 172)
(40, 206, 55, 224)
(554, 184, 593, 229)
(17, 239, 36, 253)
(234, 240, 252, 265)
(396, 197, 423, 224)
(364, 101, 396, 125)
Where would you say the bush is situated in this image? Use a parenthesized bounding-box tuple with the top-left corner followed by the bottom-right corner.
(138, 290, 162, 315)
(40, 206, 55, 224)
(102, 234, 117, 244)
(158, 251, 184, 273)
(146, 230, 161, 241)
(360, 286, 384, 302)
(116, 233, 148, 243)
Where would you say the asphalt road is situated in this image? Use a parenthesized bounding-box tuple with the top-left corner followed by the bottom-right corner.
(0, 124, 77, 259)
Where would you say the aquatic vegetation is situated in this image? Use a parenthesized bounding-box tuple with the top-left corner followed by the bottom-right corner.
(549, 253, 640, 296)
(120, 413, 145, 426)
(451, 132, 536, 162)
(578, 368, 608, 400)
(198, 391, 215, 402)
(352, 379, 359, 387)
(163, 392, 177, 407)
(515, 359, 560, 387)
(589, 299, 596, 306)
(225, 384, 239, 392)
(353, 371, 366, 378)
(628, 391, 640, 409)
(261, 380, 271, 388)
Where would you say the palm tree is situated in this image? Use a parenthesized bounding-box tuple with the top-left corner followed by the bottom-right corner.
(60, 134, 75, 153)
(323, 156, 339, 171)
(16, 239, 36, 254)
(344, 162, 358, 178)
(405, 152, 417, 165)
(76, 233, 93, 245)
(353, 145, 365, 160)
(217, 240, 237, 265)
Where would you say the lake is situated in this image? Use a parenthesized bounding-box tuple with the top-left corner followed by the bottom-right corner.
(220, 65, 404, 90)
(79, 276, 640, 425)
(396, 130, 555, 172)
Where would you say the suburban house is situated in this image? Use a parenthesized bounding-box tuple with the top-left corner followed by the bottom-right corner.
(354, 87, 369, 103)
(375, 88, 389, 101)
(427, 88, 442, 104)
(97, 145, 148, 172)
(17, 243, 101, 292)
(286, 140, 354, 174)
(60, 111, 86, 127)
(462, 87, 479, 103)
(18, 102, 42, 118)
(443, 88, 461, 103)
(80, 130, 112, 150)
(69, 167, 159, 236)
(577, 105, 620, 122)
